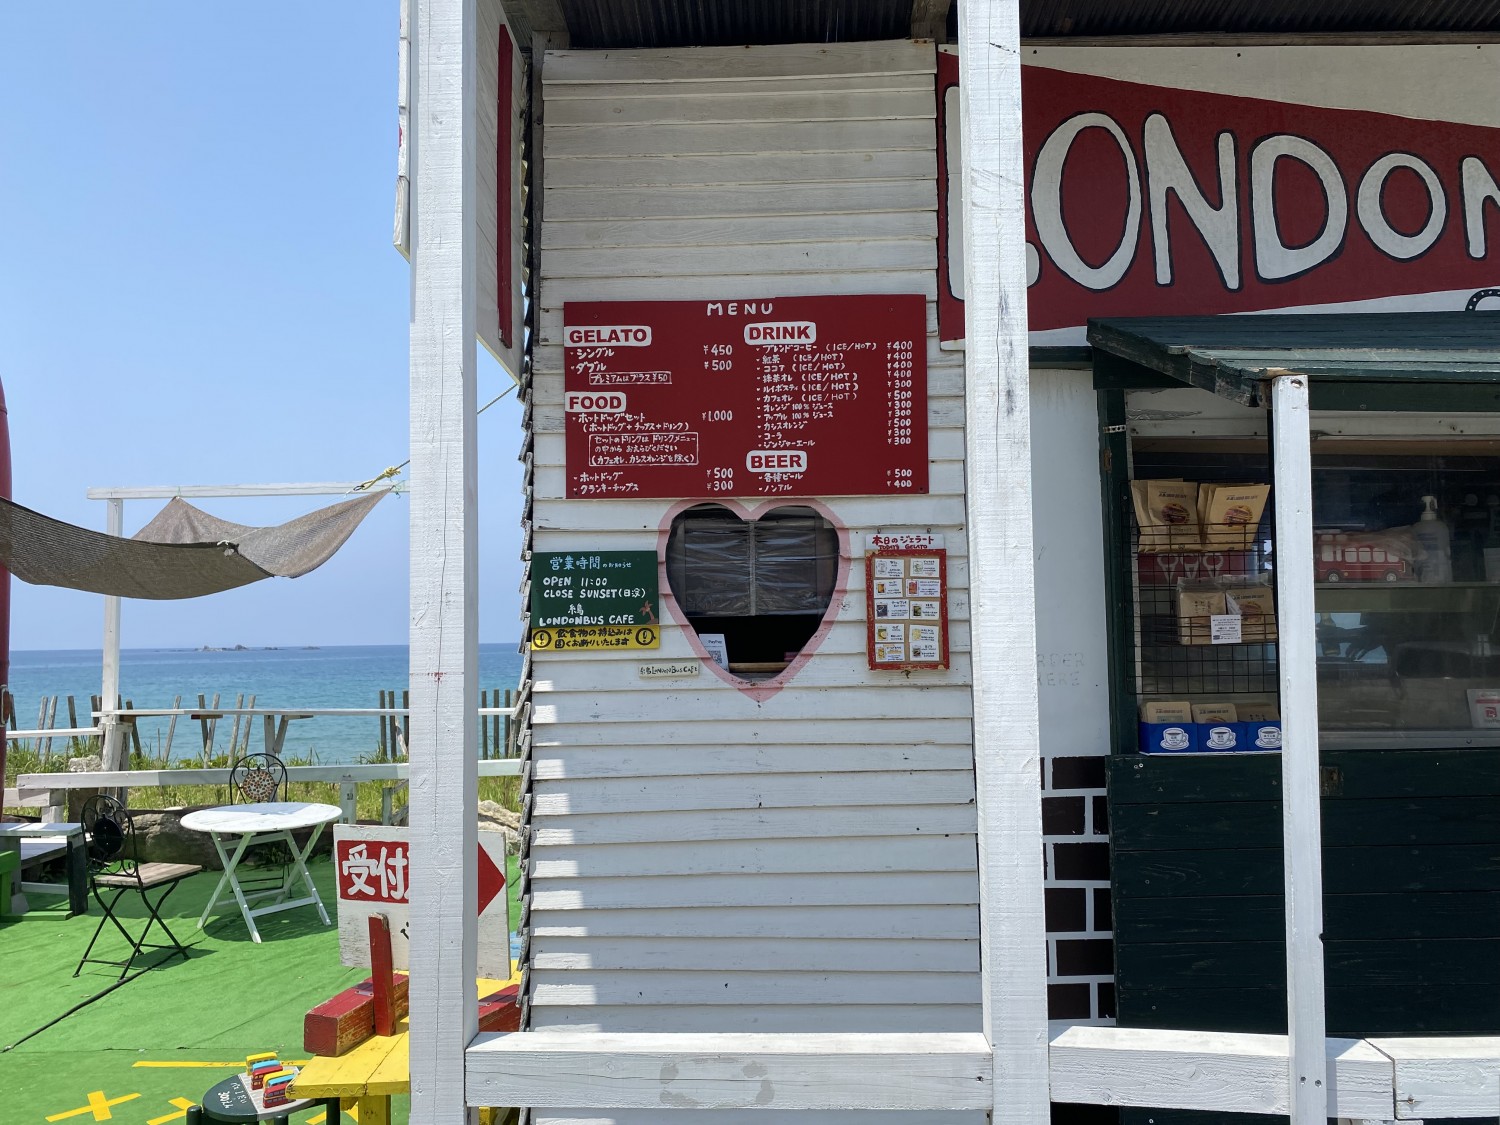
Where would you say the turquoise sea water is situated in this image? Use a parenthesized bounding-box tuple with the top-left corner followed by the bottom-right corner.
(6, 643, 526, 764)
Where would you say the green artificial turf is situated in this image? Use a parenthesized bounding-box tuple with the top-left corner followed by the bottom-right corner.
(0, 853, 523, 1124)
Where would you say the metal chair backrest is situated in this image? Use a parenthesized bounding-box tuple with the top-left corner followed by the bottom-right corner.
(80, 793, 137, 880)
(230, 752, 286, 804)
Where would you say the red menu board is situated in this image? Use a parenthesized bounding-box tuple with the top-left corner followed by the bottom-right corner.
(563, 295, 927, 499)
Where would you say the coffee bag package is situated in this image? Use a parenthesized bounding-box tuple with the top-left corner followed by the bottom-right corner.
(1142, 701, 1193, 724)
(1144, 480, 1201, 552)
(1227, 584, 1277, 642)
(1177, 586, 1227, 644)
(1191, 702, 1239, 723)
(1204, 484, 1271, 549)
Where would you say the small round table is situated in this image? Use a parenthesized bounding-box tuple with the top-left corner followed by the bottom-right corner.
(181, 802, 342, 942)
(191, 1071, 327, 1123)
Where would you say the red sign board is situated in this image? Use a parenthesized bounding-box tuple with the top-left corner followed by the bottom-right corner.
(563, 295, 927, 499)
(937, 50, 1500, 342)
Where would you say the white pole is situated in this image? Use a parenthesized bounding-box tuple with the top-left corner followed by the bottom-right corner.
(956, 2, 1050, 1123)
(407, 0, 479, 1121)
(100, 498, 124, 773)
(1270, 373, 1328, 1125)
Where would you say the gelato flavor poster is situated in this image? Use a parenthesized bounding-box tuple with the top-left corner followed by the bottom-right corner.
(866, 549, 949, 670)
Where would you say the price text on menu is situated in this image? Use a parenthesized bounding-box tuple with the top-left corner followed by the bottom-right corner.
(563, 295, 928, 499)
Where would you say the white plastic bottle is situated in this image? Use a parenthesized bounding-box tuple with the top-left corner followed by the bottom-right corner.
(1414, 495, 1452, 584)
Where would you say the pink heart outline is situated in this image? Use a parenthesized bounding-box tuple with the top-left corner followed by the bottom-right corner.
(656, 499, 850, 702)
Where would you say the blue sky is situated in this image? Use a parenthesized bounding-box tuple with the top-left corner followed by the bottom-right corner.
(2, 4, 524, 650)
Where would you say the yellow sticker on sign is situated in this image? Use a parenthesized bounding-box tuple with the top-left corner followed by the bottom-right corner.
(531, 625, 659, 651)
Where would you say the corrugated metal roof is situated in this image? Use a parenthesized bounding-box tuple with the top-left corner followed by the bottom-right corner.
(529, 0, 1500, 49)
(557, 0, 913, 49)
(1017, 0, 1500, 38)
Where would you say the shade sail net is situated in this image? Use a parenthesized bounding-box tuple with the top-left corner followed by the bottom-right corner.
(0, 490, 387, 600)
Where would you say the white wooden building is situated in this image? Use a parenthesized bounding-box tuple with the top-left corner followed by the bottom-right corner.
(401, 2, 1500, 1123)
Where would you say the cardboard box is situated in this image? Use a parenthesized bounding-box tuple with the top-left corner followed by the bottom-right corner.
(1139, 722, 1198, 753)
(1191, 703, 1239, 724)
(1142, 700, 1192, 724)
(1197, 723, 1242, 751)
(1240, 721, 1283, 750)
(1237, 702, 1281, 722)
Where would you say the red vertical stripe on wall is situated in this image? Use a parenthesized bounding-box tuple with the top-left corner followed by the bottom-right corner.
(497, 29, 513, 350)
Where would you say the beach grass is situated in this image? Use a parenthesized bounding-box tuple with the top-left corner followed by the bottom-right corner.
(3, 741, 521, 820)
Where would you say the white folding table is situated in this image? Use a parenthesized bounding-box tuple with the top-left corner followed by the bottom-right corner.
(180, 801, 342, 943)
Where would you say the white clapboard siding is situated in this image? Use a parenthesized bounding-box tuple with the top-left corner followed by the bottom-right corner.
(545, 119, 933, 159)
(542, 212, 937, 251)
(529, 38, 979, 1044)
(546, 150, 935, 189)
(530, 1006, 982, 1034)
(529, 970, 978, 1007)
(529, 872, 978, 912)
(536, 1115, 982, 1125)
(531, 715, 976, 748)
(529, 904, 980, 940)
(529, 744, 975, 778)
(546, 88, 933, 127)
(529, 805, 979, 848)
(546, 72, 934, 100)
(530, 835, 977, 878)
(543, 41, 934, 83)
(530, 771, 975, 816)
(532, 937, 977, 973)
(546, 181, 940, 222)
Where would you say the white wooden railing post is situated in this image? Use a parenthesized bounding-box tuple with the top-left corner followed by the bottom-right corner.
(100, 497, 126, 781)
(957, 1, 1051, 1123)
(407, 0, 480, 1120)
(1271, 373, 1329, 1125)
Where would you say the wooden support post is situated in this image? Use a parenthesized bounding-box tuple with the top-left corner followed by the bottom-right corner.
(956, 4, 1050, 1125)
(369, 913, 397, 1036)
(163, 695, 181, 760)
(100, 498, 124, 776)
(407, 0, 480, 1119)
(1271, 373, 1329, 1125)
(378, 690, 389, 762)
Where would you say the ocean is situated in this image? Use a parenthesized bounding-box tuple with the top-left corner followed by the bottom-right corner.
(6, 644, 526, 764)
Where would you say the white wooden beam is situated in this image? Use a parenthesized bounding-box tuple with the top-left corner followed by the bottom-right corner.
(85, 482, 392, 500)
(956, 2, 1050, 1123)
(17, 759, 519, 792)
(407, 0, 480, 1121)
(1368, 1037, 1500, 1120)
(1271, 372, 1330, 1125)
(465, 1032, 994, 1110)
(1050, 1026, 1394, 1120)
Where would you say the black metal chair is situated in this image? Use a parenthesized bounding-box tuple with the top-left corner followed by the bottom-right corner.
(228, 752, 292, 888)
(230, 752, 287, 804)
(75, 794, 203, 979)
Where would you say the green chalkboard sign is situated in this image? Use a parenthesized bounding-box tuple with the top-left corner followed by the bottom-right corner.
(530, 551, 661, 651)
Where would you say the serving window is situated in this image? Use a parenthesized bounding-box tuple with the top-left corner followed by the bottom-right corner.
(1123, 429, 1500, 748)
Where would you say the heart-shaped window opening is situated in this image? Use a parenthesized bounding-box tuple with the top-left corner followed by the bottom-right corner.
(666, 504, 839, 680)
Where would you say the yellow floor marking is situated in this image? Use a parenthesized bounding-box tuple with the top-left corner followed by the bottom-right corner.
(145, 1097, 197, 1125)
(46, 1090, 140, 1122)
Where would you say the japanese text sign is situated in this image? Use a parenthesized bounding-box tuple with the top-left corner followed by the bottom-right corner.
(530, 550, 661, 652)
(563, 295, 928, 499)
(333, 825, 511, 977)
